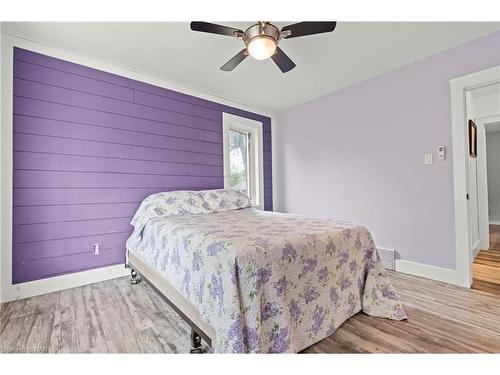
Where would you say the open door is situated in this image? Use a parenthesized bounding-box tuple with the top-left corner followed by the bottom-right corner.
(466, 94, 482, 258)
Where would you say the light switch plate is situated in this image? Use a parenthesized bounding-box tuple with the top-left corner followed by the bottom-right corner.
(424, 153, 433, 165)
(437, 146, 446, 160)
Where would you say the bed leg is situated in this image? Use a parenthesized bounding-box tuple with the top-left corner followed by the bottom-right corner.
(130, 269, 141, 285)
(190, 329, 203, 353)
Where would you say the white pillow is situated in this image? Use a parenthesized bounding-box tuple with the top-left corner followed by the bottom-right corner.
(130, 190, 210, 231)
(198, 189, 252, 212)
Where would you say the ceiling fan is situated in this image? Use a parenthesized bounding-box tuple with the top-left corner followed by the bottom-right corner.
(190, 21, 337, 73)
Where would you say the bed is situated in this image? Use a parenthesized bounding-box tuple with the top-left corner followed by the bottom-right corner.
(125, 189, 406, 353)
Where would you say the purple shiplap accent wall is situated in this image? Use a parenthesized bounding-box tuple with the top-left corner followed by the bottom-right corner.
(276, 31, 500, 270)
(12, 47, 272, 284)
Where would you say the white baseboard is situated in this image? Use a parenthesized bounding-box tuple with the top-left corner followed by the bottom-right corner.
(395, 259, 461, 286)
(0, 264, 129, 303)
(489, 220, 500, 225)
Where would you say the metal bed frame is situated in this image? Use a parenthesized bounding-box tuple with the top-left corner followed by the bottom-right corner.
(126, 260, 212, 353)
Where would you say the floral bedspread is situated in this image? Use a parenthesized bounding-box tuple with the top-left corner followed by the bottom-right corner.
(126, 208, 406, 353)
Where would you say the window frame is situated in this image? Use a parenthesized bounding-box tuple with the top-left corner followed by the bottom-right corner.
(222, 113, 264, 209)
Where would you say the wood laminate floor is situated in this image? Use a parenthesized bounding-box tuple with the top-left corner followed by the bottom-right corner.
(1, 271, 500, 354)
(473, 225, 500, 293)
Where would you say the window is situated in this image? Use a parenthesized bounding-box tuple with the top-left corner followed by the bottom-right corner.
(229, 129, 251, 198)
(223, 113, 264, 209)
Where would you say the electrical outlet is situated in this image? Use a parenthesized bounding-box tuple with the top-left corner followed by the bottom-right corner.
(93, 243, 101, 255)
(424, 153, 433, 165)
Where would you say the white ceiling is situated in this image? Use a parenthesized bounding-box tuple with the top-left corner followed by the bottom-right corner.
(2, 22, 500, 113)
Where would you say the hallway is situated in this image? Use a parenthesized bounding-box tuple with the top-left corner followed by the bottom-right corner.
(473, 225, 500, 293)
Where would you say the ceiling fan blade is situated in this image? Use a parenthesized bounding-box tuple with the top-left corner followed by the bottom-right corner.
(281, 22, 337, 39)
(190, 21, 243, 37)
(220, 49, 248, 71)
(271, 47, 296, 73)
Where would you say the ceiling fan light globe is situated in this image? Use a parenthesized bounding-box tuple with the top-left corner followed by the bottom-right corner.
(247, 36, 277, 60)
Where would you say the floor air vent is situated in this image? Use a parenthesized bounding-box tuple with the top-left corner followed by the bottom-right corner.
(377, 247, 395, 270)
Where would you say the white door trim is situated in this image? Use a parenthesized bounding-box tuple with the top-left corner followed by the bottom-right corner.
(450, 64, 500, 288)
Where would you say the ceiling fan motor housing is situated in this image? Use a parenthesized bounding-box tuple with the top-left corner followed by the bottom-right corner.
(242, 22, 281, 46)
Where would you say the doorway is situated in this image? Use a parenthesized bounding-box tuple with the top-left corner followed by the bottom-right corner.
(450, 66, 500, 288)
(465, 83, 500, 292)
(472, 118, 500, 293)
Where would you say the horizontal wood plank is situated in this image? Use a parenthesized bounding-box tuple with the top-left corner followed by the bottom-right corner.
(14, 133, 223, 165)
(14, 231, 131, 261)
(14, 115, 223, 155)
(14, 97, 223, 142)
(13, 187, 213, 206)
(14, 151, 222, 177)
(12, 248, 126, 283)
(14, 59, 134, 102)
(133, 89, 221, 121)
(13, 170, 223, 189)
(14, 78, 221, 131)
(14, 202, 140, 224)
(14, 217, 133, 243)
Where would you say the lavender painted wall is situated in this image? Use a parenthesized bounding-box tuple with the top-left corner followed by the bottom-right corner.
(12, 47, 272, 284)
(275, 31, 500, 270)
